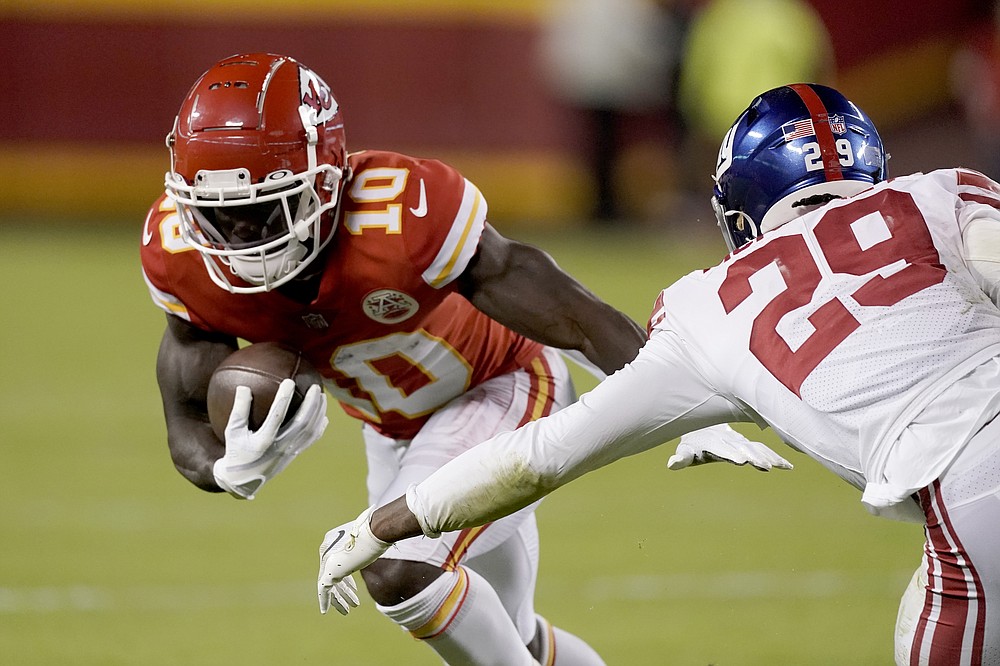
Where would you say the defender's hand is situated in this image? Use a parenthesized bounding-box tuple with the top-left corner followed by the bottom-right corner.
(317, 506, 391, 616)
(667, 424, 792, 472)
(213, 380, 328, 499)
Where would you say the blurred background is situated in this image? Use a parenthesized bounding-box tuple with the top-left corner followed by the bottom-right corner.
(2, 0, 997, 227)
(1, 1, 996, 664)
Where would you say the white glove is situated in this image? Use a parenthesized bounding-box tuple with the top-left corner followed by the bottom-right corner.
(213, 379, 328, 499)
(667, 424, 792, 472)
(317, 506, 391, 616)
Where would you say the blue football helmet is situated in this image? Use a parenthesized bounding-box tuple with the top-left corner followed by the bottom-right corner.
(712, 83, 888, 252)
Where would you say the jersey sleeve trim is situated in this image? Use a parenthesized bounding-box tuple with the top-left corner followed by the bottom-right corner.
(421, 179, 487, 288)
(957, 168, 1000, 210)
(142, 268, 191, 321)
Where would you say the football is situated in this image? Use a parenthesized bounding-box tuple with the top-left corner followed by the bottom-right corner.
(206, 342, 323, 440)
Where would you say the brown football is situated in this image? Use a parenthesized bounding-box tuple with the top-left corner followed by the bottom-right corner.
(206, 342, 323, 440)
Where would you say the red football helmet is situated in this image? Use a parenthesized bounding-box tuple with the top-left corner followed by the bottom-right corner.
(164, 53, 348, 293)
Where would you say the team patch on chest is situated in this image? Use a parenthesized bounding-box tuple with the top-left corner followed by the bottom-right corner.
(362, 289, 419, 324)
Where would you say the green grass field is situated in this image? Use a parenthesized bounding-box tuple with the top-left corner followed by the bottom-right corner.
(0, 220, 922, 665)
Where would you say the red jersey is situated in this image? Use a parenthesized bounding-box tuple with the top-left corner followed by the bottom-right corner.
(140, 150, 544, 439)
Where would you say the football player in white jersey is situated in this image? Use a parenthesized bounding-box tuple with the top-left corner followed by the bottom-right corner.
(316, 84, 1000, 665)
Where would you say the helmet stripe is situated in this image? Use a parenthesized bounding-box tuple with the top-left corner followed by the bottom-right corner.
(788, 83, 843, 182)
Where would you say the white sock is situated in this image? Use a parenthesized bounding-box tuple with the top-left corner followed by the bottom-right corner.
(534, 615, 606, 666)
(378, 565, 537, 666)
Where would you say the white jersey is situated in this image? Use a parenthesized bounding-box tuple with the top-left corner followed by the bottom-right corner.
(407, 169, 1000, 533)
(647, 168, 1000, 516)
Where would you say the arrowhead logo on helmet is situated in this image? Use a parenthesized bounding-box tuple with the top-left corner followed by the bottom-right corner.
(301, 75, 338, 124)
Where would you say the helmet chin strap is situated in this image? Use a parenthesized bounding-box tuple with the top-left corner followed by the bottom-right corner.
(299, 106, 319, 171)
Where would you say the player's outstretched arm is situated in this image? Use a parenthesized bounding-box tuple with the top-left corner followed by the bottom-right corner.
(458, 224, 646, 375)
(156, 314, 238, 491)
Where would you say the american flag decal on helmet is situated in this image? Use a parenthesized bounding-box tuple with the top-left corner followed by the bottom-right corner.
(781, 118, 815, 141)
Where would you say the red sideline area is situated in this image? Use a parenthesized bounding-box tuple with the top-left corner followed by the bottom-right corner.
(0, 1, 984, 223)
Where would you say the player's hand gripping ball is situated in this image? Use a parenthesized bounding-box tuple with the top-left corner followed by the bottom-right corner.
(206, 342, 323, 440)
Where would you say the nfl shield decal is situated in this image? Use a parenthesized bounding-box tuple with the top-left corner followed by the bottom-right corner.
(363, 289, 419, 324)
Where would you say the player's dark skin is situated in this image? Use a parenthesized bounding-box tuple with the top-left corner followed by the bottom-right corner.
(156, 217, 645, 659)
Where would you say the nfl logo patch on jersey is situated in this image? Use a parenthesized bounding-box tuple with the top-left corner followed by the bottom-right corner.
(301, 313, 329, 329)
(363, 289, 419, 324)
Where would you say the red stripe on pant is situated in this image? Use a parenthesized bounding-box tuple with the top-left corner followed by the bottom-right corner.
(911, 481, 986, 665)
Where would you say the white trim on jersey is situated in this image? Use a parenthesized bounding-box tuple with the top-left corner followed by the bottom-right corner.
(421, 179, 487, 289)
(142, 268, 191, 321)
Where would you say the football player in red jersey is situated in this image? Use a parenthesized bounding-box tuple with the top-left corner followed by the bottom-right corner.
(142, 52, 653, 665)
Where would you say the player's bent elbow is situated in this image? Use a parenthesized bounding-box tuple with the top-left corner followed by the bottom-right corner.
(167, 437, 224, 493)
(173, 459, 224, 493)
